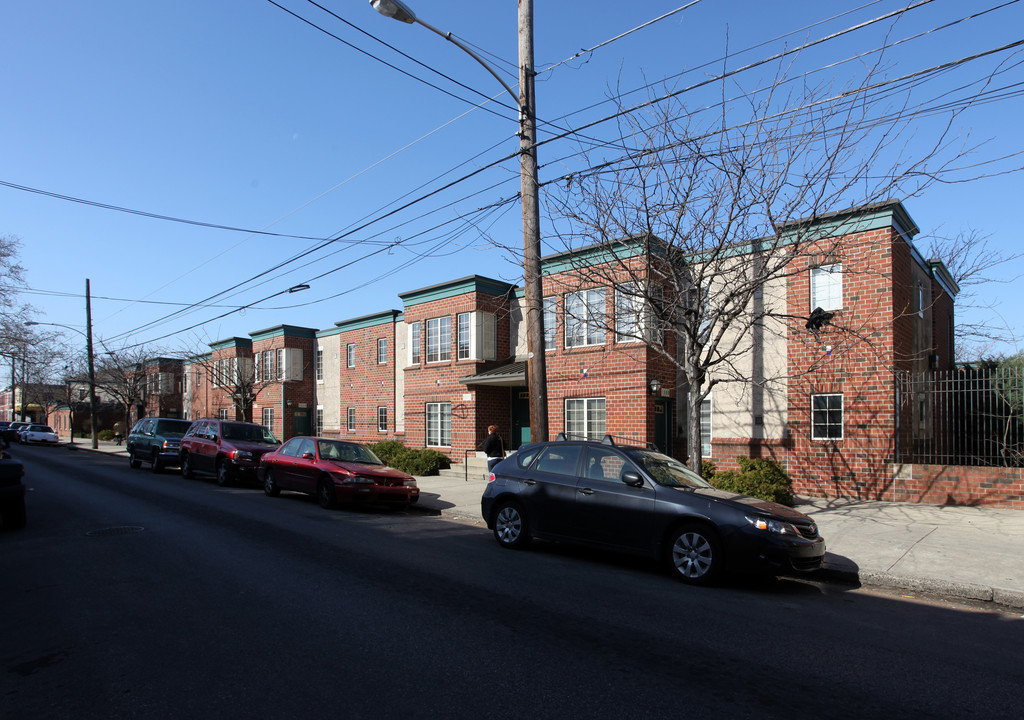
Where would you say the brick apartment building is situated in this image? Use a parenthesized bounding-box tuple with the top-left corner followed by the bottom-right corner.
(174, 199, 958, 501)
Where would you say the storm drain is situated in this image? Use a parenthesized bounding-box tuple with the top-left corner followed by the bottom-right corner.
(85, 526, 146, 537)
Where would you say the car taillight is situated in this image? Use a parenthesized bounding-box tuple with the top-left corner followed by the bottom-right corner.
(488, 473, 496, 482)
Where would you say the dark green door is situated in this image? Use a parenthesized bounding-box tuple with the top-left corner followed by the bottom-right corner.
(292, 409, 311, 438)
(510, 388, 530, 449)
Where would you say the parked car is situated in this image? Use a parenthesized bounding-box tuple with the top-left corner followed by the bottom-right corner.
(0, 451, 26, 530)
(0, 421, 18, 448)
(259, 437, 419, 509)
(19, 424, 60, 446)
(179, 419, 279, 485)
(481, 435, 825, 586)
(127, 417, 193, 473)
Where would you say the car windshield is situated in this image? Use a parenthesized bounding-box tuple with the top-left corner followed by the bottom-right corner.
(222, 422, 278, 444)
(30, 425, 53, 432)
(317, 440, 383, 465)
(626, 450, 713, 489)
(154, 420, 192, 436)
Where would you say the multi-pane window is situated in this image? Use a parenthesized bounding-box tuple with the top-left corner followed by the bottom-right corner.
(377, 338, 387, 364)
(257, 349, 300, 381)
(316, 407, 324, 436)
(810, 264, 843, 311)
(565, 398, 606, 440)
(457, 312, 471, 360)
(347, 407, 356, 432)
(218, 408, 229, 421)
(565, 289, 605, 348)
(410, 321, 421, 364)
(615, 282, 643, 343)
(426, 402, 452, 447)
(543, 296, 557, 350)
(315, 348, 323, 381)
(346, 344, 356, 368)
(700, 396, 713, 457)
(377, 406, 388, 432)
(261, 407, 274, 434)
(811, 393, 844, 440)
(426, 316, 451, 363)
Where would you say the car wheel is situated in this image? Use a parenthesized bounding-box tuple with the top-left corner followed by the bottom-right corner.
(128, 447, 142, 470)
(264, 469, 280, 497)
(492, 500, 531, 550)
(317, 477, 337, 510)
(1, 498, 27, 530)
(667, 524, 723, 586)
(181, 453, 194, 479)
(150, 449, 163, 474)
(216, 458, 232, 487)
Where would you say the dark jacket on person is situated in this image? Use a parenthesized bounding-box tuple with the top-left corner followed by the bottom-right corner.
(483, 433, 504, 458)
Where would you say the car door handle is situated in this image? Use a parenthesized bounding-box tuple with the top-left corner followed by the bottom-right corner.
(523, 479, 538, 486)
(578, 487, 595, 495)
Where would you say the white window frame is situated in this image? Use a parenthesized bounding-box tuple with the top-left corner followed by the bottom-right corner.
(316, 406, 324, 436)
(261, 407, 274, 434)
(700, 395, 713, 457)
(347, 407, 356, 432)
(346, 344, 356, 368)
(810, 264, 843, 311)
(377, 406, 388, 433)
(565, 289, 606, 348)
(565, 397, 606, 440)
(426, 316, 451, 363)
(316, 348, 324, 382)
(811, 393, 844, 441)
(615, 282, 644, 343)
(410, 321, 421, 364)
(457, 312, 472, 360)
(543, 296, 557, 351)
(426, 402, 452, 447)
(377, 338, 387, 364)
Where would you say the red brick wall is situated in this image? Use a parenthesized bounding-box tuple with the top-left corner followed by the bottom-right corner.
(333, 323, 398, 446)
(894, 464, 1024, 509)
(252, 335, 316, 441)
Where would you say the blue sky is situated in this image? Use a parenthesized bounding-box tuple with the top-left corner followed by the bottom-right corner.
(3, 0, 1022, 358)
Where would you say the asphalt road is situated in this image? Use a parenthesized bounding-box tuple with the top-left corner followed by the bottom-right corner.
(3, 445, 1023, 719)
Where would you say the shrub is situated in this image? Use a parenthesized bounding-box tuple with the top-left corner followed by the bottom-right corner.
(709, 457, 795, 506)
(368, 442, 451, 476)
(98, 429, 116, 441)
(700, 460, 717, 482)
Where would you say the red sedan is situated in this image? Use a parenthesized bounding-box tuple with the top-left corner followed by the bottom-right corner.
(259, 437, 419, 509)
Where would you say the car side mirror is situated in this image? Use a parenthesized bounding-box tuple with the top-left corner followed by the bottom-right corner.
(301, 452, 315, 460)
(621, 471, 645, 488)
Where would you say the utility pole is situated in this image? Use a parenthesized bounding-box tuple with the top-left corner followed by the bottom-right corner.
(518, 0, 548, 443)
(86, 279, 98, 450)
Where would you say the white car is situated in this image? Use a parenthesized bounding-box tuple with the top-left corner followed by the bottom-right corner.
(20, 424, 60, 445)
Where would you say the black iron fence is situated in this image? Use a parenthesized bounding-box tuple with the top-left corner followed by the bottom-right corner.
(895, 366, 1024, 467)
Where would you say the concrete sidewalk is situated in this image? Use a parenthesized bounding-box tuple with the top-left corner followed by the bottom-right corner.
(61, 440, 1024, 609)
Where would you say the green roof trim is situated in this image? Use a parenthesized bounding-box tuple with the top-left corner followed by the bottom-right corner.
(399, 275, 515, 308)
(328, 310, 402, 334)
(249, 324, 318, 341)
(209, 337, 252, 352)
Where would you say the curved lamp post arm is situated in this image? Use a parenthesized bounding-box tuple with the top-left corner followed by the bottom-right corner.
(370, 0, 519, 107)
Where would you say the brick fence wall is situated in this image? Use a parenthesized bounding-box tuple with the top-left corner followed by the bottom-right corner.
(892, 464, 1024, 509)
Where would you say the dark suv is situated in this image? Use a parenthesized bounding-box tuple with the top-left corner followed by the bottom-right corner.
(127, 417, 193, 473)
(179, 419, 279, 485)
(481, 434, 825, 586)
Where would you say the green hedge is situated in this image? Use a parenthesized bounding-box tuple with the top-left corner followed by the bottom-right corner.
(98, 429, 116, 441)
(368, 441, 451, 476)
(709, 457, 795, 507)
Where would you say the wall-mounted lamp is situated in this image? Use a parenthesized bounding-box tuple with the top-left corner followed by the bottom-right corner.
(649, 378, 661, 396)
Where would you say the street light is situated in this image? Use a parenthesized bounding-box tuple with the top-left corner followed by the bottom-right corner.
(26, 281, 99, 450)
(370, 0, 549, 442)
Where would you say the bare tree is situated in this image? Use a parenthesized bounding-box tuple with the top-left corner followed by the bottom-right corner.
(543, 58, 984, 471)
(95, 345, 153, 432)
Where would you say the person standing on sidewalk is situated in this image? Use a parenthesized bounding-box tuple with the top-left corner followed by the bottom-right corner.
(483, 425, 505, 472)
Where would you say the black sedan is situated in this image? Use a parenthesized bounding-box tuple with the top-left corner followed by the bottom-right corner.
(480, 435, 825, 586)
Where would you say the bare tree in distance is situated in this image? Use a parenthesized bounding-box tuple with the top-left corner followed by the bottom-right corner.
(921, 228, 1022, 359)
(541, 54, 1003, 471)
(95, 344, 155, 433)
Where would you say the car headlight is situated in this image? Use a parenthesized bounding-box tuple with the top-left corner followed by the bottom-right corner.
(403, 479, 417, 487)
(746, 516, 801, 536)
(339, 475, 374, 484)
(233, 450, 254, 461)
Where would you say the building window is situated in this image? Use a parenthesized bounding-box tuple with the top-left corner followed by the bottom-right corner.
(457, 312, 471, 360)
(347, 407, 356, 432)
(565, 289, 605, 348)
(543, 296, 557, 350)
(377, 406, 388, 432)
(565, 397, 606, 440)
(426, 316, 451, 363)
(316, 348, 324, 382)
(261, 407, 274, 433)
(811, 393, 843, 440)
(917, 282, 925, 319)
(810, 265, 843, 311)
(316, 406, 324, 436)
(218, 408, 229, 420)
(700, 395, 713, 457)
(426, 402, 451, 447)
(410, 321, 421, 364)
(615, 282, 643, 343)
(347, 344, 356, 368)
(377, 338, 387, 364)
